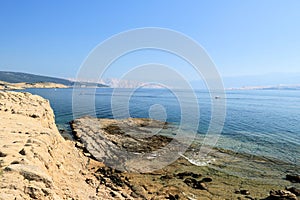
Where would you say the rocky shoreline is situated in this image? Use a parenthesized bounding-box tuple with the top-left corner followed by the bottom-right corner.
(0, 91, 299, 199)
(70, 116, 300, 200)
(0, 91, 122, 199)
(0, 81, 69, 90)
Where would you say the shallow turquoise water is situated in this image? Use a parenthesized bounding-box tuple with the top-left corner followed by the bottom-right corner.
(24, 88, 300, 166)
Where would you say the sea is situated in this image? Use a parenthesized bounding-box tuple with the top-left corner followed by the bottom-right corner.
(23, 88, 300, 176)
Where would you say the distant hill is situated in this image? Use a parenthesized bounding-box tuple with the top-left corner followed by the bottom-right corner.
(0, 71, 73, 85)
(100, 78, 164, 88)
(0, 71, 107, 87)
(189, 73, 300, 89)
(227, 84, 300, 91)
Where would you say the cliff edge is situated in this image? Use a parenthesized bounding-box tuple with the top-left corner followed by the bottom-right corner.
(0, 91, 113, 200)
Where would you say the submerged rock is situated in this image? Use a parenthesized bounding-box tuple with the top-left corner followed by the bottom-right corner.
(286, 174, 300, 183)
(184, 178, 208, 190)
(176, 171, 201, 179)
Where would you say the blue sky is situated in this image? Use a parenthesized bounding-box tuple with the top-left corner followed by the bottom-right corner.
(0, 0, 300, 82)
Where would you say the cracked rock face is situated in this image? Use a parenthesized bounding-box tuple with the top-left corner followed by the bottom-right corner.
(0, 91, 117, 200)
(71, 117, 188, 172)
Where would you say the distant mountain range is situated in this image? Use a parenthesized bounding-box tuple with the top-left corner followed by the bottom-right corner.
(0, 71, 107, 88)
(1, 71, 299, 90)
(190, 73, 300, 90)
(0, 71, 163, 89)
(222, 73, 300, 88)
(227, 84, 300, 90)
(99, 78, 164, 89)
(68, 77, 165, 88)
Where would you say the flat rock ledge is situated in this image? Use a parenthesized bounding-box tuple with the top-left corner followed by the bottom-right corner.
(71, 117, 186, 172)
(71, 116, 300, 200)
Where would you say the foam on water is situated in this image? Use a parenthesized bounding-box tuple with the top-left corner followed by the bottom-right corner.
(179, 153, 215, 166)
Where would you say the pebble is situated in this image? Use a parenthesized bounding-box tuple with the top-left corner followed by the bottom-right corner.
(235, 189, 250, 195)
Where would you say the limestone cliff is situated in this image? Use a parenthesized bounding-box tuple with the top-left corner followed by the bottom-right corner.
(0, 92, 115, 200)
(0, 81, 69, 90)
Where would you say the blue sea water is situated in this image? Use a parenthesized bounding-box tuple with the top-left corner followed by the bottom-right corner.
(24, 88, 300, 166)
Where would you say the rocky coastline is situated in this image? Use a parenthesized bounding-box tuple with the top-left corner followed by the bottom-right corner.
(71, 116, 300, 200)
(0, 91, 299, 199)
(0, 81, 69, 90)
(0, 91, 121, 199)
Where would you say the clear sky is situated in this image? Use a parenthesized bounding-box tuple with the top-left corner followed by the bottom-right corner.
(0, 0, 300, 80)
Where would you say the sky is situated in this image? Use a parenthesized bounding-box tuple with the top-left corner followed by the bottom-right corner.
(0, 0, 300, 84)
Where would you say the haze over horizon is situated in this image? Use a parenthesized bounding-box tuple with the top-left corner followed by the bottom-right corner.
(1, 1, 300, 88)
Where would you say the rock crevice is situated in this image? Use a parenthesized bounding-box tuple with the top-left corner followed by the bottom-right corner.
(0, 91, 114, 199)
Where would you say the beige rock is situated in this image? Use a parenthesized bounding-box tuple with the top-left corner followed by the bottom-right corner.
(17, 82, 69, 89)
(0, 91, 119, 200)
(0, 81, 24, 90)
(0, 80, 69, 90)
(268, 190, 298, 200)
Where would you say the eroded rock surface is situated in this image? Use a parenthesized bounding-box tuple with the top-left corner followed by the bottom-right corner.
(265, 190, 298, 200)
(0, 91, 118, 200)
(0, 81, 69, 90)
(71, 117, 187, 172)
(71, 116, 299, 200)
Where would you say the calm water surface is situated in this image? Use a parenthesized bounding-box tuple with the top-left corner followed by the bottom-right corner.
(24, 88, 300, 166)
